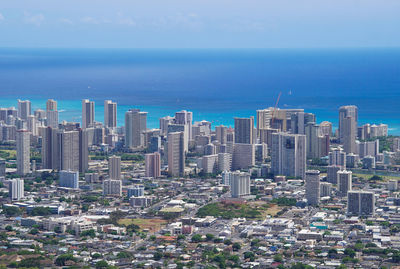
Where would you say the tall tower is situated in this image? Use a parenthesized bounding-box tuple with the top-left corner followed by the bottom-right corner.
(9, 178, 24, 200)
(82, 99, 95, 129)
(338, 170, 352, 197)
(145, 152, 161, 178)
(175, 110, 193, 140)
(125, 109, 147, 149)
(339, 105, 358, 143)
(215, 125, 228, 144)
(343, 116, 357, 154)
(104, 100, 117, 128)
(305, 170, 320, 206)
(230, 171, 251, 198)
(18, 99, 31, 120)
(17, 130, 30, 175)
(167, 132, 185, 177)
(109, 155, 121, 180)
(234, 117, 254, 144)
(271, 132, 306, 179)
(46, 99, 59, 128)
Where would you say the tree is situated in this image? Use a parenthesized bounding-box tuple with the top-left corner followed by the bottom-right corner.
(206, 233, 215, 241)
(29, 228, 39, 235)
(55, 254, 77, 266)
(154, 251, 163, 261)
(344, 248, 356, 258)
(274, 254, 283, 262)
(5, 225, 13, 231)
(95, 260, 109, 269)
(80, 229, 96, 238)
(232, 242, 241, 251)
(191, 234, 203, 243)
(92, 253, 102, 259)
(244, 251, 255, 261)
(3, 206, 21, 217)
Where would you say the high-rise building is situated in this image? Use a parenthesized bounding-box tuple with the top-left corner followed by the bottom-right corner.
(18, 99, 31, 120)
(41, 127, 88, 173)
(291, 112, 316, 135)
(358, 140, 379, 158)
(202, 154, 218, 174)
(82, 99, 95, 129)
(347, 191, 375, 216)
(339, 105, 358, 143)
(125, 109, 147, 149)
(329, 147, 346, 168)
(17, 130, 30, 175)
(59, 170, 79, 189)
(337, 170, 352, 197)
(319, 121, 333, 137)
(0, 158, 5, 177)
(218, 153, 232, 172)
(343, 116, 357, 154)
(215, 125, 228, 144)
(167, 132, 185, 177)
(305, 170, 320, 206)
(175, 110, 193, 140)
(103, 179, 122, 196)
(46, 110, 59, 129)
(234, 117, 254, 144)
(320, 182, 332, 197)
(159, 116, 174, 136)
(327, 165, 341, 184)
(230, 171, 251, 198)
(104, 100, 117, 128)
(46, 99, 57, 111)
(9, 178, 24, 200)
(127, 185, 145, 198)
(145, 152, 161, 178)
(232, 143, 255, 170)
(108, 155, 121, 180)
(167, 124, 189, 152)
(305, 122, 320, 159)
(271, 132, 306, 179)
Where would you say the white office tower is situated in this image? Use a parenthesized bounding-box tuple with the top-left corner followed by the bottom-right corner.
(18, 99, 31, 120)
(291, 112, 316, 135)
(145, 152, 161, 178)
(175, 110, 193, 140)
(103, 179, 122, 196)
(339, 105, 358, 143)
(234, 117, 254, 144)
(347, 191, 375, 216)
(320, 182, 332, 197)
(167, 132, 185, 177)
(104, 100, 117, 128)
(358, 140, 379, 158)
(305, 122, 320, 158)
(327, 165, 341, 184)
(232, 143, 255, 170)
(337, 170, 352, 197)
(125, 109, 147, 149)
(215, 125, 228, 144)
(59, 170, 79, 189)
(221, 171, 232, 185)
(17, 130, 30, 175)
(82, 99, 95, 129)
(319, 121, 333, 137)
(370, 124, 388, 138)
(26, 115, 38, 136)
(218, 153, 232, 172)
(46, 99, 59, 128)
(202, 154, 218, 174)
(9, 178, 24, 200)
(305, 170, 320, 206)
(230, 171, 251, 198)
(108, 155, 121, 180)
(329, 147, 346, 168)
(256, 108, 273, 137)
(128, 185, 145, 198)
(271, 133, 306, 179)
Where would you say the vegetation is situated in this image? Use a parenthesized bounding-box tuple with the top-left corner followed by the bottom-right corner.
(196, 202, 262, 219)
(271, 197, 297, 206)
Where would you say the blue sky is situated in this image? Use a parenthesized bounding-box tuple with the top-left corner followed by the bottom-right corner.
(0, 0, 399, 48)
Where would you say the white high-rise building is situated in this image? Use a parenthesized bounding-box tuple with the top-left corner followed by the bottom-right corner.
(167, 132, 185, 177)
(59, 170, 79, 189)
(175, 110, 193, 140)
(347, 191, 375, 216)
(125, 109, 147, 148)
(232, 143, 255, 170)
(82, 99, 95, 129)
(234, 117, 254, 144)
(305, 170, 320, 206)
(338, 170, 352, 197)
(343, 116, 357, 154)
(329, 147, 346, 168)
(339, 105, 358, 143)
(17, 130, 30, 175)
(230, 171, 250, 198)
(215, 125, 228, 144)
(202, 154, 218, 174)
(218, 153, 232, 172)
(108, 155, 121, 180)
(9, 178, 24, 200)
(103, 179, 122, 196)
(18, 99, 31, 120)
(271, 132, 306, 179)
(104, 100, 117, 128)
(46, 99, 58, 128)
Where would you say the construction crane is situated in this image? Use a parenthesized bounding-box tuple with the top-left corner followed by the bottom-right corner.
(270, 91, 282, 128)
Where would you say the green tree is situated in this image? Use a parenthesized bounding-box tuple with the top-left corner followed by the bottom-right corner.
(29, 228, 39, 235)
(232, 242, 241, 251)
(191, 234, 203, 243)
(95, 260, 109, 269)
(55, 254, 77, 266)
(274, 254, 283, 262)
(206, 233, 215, 241)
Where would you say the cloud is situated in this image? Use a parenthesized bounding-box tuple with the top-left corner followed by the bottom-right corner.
(59, 18, 73, 25)
(117, 12, 136, 26)
(0, 13, 4, 22)
(24, 11, 44, 26)
(81, 16, 99, 24)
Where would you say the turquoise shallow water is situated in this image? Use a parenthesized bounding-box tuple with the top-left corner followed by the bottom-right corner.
(0, 48, 399, 134)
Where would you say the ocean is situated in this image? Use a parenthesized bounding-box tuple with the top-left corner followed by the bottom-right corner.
(0, 48, 399, 134)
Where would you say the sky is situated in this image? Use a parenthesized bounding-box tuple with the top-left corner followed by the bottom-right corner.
(0, 0, 400, 48)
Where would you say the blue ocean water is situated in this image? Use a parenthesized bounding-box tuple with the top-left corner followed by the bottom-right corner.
(0, 48, 399, 134)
